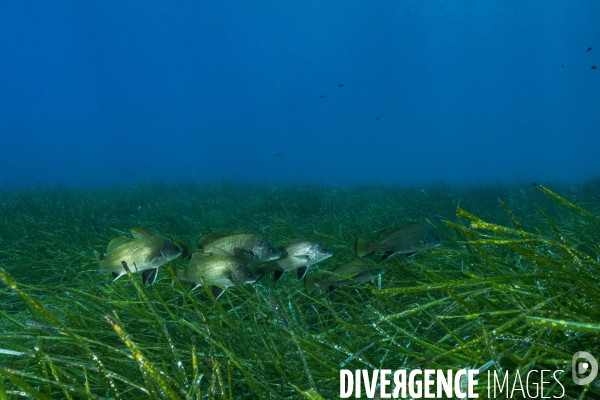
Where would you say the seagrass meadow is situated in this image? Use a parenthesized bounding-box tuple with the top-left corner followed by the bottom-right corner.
(1, 180, 599, 399)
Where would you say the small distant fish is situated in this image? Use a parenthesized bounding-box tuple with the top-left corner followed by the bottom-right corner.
(356, 223, 441, 260)
(94, 228, 182, 284)
(25, 320, 62, 333)
(592, 66, 597, 69)
(587, 47, 592, 51)
(320, 95, 325, 98)
(258, 239, 333, 282)
(375, 117, 380, 120)
(197, 231, 281, 262)
(338, 84, 344, 87)
(561, 64, 564, 68)
(305, 259, 384, 295)
(177, 250, 257, 299)
(275, 152, 285, 157)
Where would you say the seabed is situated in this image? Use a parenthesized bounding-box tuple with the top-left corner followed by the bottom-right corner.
(0, 180, 599, 399)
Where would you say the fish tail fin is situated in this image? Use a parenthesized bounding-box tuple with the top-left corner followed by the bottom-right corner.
(304, 274, 323, 295)
(93, 250, 103, 261)
(355, 238, 377, 258)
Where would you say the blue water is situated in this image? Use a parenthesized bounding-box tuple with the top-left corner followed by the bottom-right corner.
(1, 1, 598, 186)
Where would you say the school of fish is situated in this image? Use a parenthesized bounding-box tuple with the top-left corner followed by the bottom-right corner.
(94, 222, 442, 299)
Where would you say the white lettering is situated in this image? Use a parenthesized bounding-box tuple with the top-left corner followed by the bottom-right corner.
(493, 371, 509, 397)
(340, 370, 353, 398)
(380, 369, 391, 398)
(423, 369, 435, 398)
(553, 370, 565, 398)
(454, 369, 466, 399)
(526, 370, 539, 398)
(364, 369, 379, 398)
(468, 369, 479, 398)
(437, 370, 452, 398)
(541, 370, 552, 398)
(409, 369, 423, 398)
(511, 370, 525, 398)
(393, 370, 407, 398)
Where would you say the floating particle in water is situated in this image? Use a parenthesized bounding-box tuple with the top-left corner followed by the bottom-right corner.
(375, 117, 380, 120)
(587, 47, 593, 51)
(320, 95, 325, 98)
(338, 83, 344, 87)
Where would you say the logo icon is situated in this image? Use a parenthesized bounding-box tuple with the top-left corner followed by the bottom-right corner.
(572, 351, 598, 385)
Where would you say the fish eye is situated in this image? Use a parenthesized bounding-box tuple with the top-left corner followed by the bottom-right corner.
(320, 248, 327, 253)
(269, 248, 276, 253)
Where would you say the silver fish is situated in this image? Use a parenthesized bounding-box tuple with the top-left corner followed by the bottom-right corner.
(305, 259, 384, 295)
(356, 223, 441, 260)
(177, 249, 257, 299)
(94, 227, 182, 285)
(259, 239, 333, 282)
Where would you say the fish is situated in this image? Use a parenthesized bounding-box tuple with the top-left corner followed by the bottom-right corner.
(338, 84, 344, 87)
(587, 47, 592, 51)
(176, 249, 257, 299)
(592, 66, 597, 69)
(258, 239, 333, 282)
(305, 259, 384, 295)
(355, 223, 442, 260)
(197, 231, 281, 262)
(94, 228, 182, 285)
(320, 95, 325, 98)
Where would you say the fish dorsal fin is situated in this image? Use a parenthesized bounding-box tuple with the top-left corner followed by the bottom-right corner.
(107, 236, 132, 254)
(231, 229, 250, 235)
(288, 238, 306, 244)
(190, 252, 210, 263)
(376, 226, 403, 241)
(197, 232, 228, 248)
(211, 247, 231, 257)
(131, 228, 154, 239)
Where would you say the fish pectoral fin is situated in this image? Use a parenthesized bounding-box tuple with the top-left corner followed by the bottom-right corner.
(94, 250, 103, 261)
(112, 272, 124, 281)
(381, 252, 394, 260)
(273, 270, 285, 282)
(211, 247, 231, 257)
(297, 266, 308, 280)
(405, 252, 417, 257)
(142, 268, 158, 285)
(211, 286, 225, 299)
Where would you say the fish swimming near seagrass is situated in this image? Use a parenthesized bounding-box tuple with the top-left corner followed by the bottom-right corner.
(355, 222, 441, 260)
(177, 249, 258, 299)
(94, 228, 182, 285)
(197, 231, 281, 262)
(305, 259, 384, 295)
(257, 239, 333, 282)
